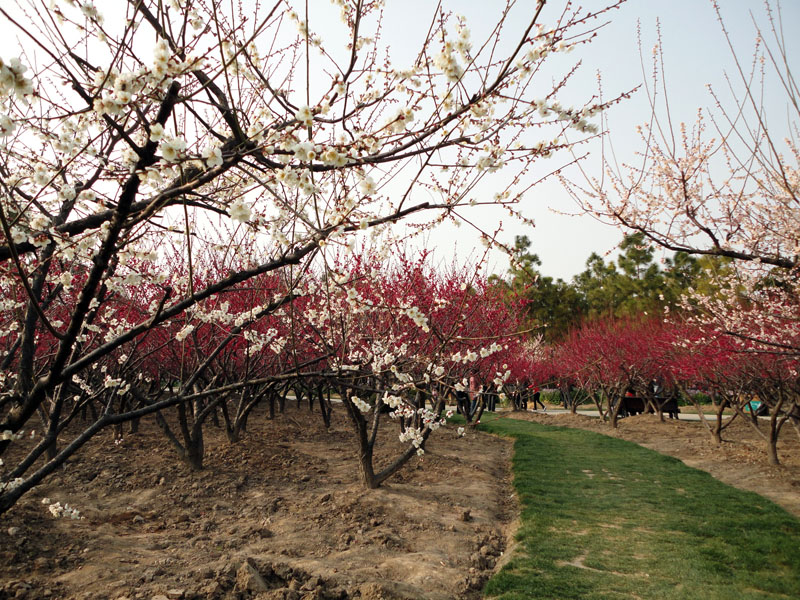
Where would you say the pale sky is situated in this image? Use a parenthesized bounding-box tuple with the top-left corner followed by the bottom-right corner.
(417, 0, 800, 280)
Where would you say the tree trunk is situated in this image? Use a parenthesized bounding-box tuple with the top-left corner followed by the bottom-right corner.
(185, 433, 204, 470)
(766, 437, 779, 466)
(220, 402, 239, 443)
(318, 386, 331, 429)
(358, 445, 378, 489)
(608, 394, 622, 429)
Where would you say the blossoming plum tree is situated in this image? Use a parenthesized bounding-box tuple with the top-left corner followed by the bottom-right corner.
(0, 0, 627, 513)
(567, 1, 799, 357)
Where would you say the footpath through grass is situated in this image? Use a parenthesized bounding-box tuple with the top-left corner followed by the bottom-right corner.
(478, 414, 800, 600)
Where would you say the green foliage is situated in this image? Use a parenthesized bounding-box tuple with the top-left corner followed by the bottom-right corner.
(479, 416, 800, 599)
(490, 235, 587, 341)
(493, 232, 731, 341)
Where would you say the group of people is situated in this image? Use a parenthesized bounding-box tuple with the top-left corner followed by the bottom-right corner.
(454, 375, 497, 417)
(510, 380, 545, 412)
(454, 376, 547, 416)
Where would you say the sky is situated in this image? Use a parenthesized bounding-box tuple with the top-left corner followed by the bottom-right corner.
(288, 0, 799, 280)
(1, 0, 796, 280)
(410, 0, 800, 280)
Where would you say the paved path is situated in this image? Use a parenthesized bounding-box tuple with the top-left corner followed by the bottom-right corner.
(509, 408, 718, 422)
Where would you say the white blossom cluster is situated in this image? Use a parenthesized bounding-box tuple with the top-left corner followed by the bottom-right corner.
(493, 366, 512, 391)
(159, 136, 187, 164)
(433, 18, 471, 84)
(228, 200, 252, 224)
(398, 427, 425, 456)
(535, 100, 600, 135)
(91, 40, 201, 117)
(385, 107, 415, 134)
(351, 395, 372, 414)
(430, 364, 446, 378)
(0, 113, 15, 138)
(243, 328, 279, 354)
(0, 56, 33, 99)
(449, 341, 504, 366)
(175, 324, 195, 342)
(382, 393, 404, 409)
(404, 306, 430, 332)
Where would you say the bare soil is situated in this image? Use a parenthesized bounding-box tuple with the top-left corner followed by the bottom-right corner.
(3, 406, 799, 600)
(0, 406, 515, 600)
(506, 409, 800, 518)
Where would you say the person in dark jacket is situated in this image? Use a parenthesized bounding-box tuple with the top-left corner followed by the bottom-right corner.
(531, 386, 545, 411)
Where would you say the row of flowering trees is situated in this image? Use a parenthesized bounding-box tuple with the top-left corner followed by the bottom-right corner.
(0, 0, 629, 516)
(530, 315, 800, 466)
(0, 243, 532, 511)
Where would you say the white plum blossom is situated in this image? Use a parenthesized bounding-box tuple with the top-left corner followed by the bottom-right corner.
(351, 396, 372, 414)
(358, 176, 377, 196)
(382, 393, 404, 409)
(295, 105, 313, 127)
(0, 114, 15, 137)
(405, 306, 429, 332)
(159, 136, 186, 163)
(0, 57, 33, 98)
(228, 200, 252, 223)
(202, 144, 223, 168)
(387, 107, 415, 133)
(399, 427, 425, 454)
(175, 324, 194, 342)
(149, 123, 165, 142)
(292, 141, 317, 162)
(434, 42, 464, 82)
(80, 1, 103, 23)
(61, 185, 77, 202)
(29, 215, 50, 232)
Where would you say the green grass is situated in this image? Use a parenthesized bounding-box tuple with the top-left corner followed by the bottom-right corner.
(476, 414, 800, 600)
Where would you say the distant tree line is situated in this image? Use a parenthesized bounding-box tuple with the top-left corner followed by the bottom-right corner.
(492, 232, 731, 341)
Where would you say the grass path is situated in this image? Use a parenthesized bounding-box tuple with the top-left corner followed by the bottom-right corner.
(478, 415, 800, 599)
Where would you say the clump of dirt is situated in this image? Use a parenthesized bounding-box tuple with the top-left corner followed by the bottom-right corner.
(0, 406, 515, 600)
(508, 410, 800, 518)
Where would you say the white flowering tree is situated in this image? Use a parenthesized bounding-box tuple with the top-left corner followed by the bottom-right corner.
(566, 1, 800, 357)
(0, 0, 626, 513)
(289, 249, 528, 488)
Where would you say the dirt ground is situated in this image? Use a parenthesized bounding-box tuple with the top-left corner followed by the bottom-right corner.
(506, 409, 800, 518)
(3, 405, 799, 600)
(0, 405, 515, 600)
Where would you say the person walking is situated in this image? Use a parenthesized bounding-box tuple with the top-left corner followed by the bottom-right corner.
(454, 388, 470, 416)
(468, 375, 481, 416)
(531, 387, 545, 411)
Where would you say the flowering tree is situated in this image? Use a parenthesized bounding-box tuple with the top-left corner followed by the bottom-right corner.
(0, 0, 628, 513)
(566, 0, 799, 357)
(558, 0, 800, 462)
(285, 249, 530, 487)
(550, 316, 685, 427)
